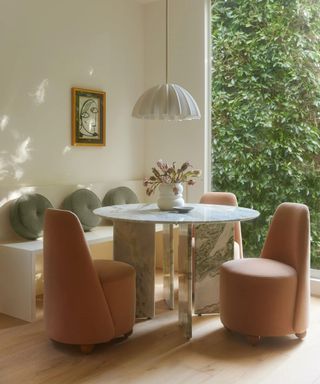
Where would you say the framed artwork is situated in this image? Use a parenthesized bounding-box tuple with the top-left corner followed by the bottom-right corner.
(72, 87, 106, 146)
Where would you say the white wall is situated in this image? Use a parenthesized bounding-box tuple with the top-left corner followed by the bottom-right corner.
(0, 0, 210, 203)
(0, 0, 145, 187)
(142, 0, 210, 203)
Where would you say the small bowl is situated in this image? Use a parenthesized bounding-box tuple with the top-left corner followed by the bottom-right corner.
(173, 206, 194, 213)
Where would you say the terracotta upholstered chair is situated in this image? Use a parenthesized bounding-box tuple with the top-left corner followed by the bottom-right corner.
(200, 192, 243, 259)
(43, 209, 136, 353)
(220, 203, 310, 345)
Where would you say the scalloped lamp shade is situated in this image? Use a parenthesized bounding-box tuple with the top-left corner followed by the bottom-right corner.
(132, 83, 201, 121)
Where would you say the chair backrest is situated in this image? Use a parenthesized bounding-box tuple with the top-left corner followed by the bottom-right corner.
(261, 202, 310, 332)
(200, 192, 243, 258)
(43, 209, 115, 344)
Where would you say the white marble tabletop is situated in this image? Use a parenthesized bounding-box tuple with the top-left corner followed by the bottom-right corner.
(94, 203, 260, 225)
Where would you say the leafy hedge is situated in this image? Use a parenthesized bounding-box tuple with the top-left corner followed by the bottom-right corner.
(211, 0, 320, 266)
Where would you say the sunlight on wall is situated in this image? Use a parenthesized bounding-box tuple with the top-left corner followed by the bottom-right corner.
(62, 146, 71, 155)
(0, 138, 32, 182)
(77, 183, 93, 190)
(0, 107, 33, 181)
(89, 66, 95, 76)
(0, 158, 9, 181)
(29, 79, 49, 105)
(11, 137, 32, 180)
(0, 186, 35, 208)
(0, 115, 9, 131)
(11, 137, 32, 164)
(14, 168, 23, 181)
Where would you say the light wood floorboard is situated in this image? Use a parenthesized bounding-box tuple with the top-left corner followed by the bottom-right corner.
(0, 274, 320, 384)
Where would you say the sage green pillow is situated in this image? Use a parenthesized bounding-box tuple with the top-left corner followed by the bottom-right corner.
(10, 193, 53, 240)
(62, 189, 101, 231)
(102, 186, 139, 206)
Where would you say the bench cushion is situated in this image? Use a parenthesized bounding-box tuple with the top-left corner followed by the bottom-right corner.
(102, 186, 139, 206)
(10, 193, 53, 240)
(62, 189, 101, 231)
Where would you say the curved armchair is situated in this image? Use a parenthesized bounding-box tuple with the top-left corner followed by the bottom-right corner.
(43, 209, 136, 353)
(220, 203, 310, 344)
(200, 192, 243, 258)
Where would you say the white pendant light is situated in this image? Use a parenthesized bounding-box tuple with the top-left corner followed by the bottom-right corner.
(132, 0, 201, 121)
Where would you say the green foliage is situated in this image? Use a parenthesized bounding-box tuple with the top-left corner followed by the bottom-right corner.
(211, 0, 320, 266)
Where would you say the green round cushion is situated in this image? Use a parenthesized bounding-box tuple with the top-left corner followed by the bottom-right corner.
(10, 193, 53, 240)
(62, 189, 101, 231)
(102, 186, 139, 206)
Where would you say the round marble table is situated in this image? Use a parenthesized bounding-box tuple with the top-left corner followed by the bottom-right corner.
(94, 203, 259, 339)
(94, 203, 259, 224)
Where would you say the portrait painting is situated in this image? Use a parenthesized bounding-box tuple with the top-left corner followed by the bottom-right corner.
(72, 88, 106, 146)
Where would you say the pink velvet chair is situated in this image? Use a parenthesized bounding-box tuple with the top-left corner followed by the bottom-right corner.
(200, 192, 243, 259)
(220, 203, 310, 345)
(43, 209, 136, 353)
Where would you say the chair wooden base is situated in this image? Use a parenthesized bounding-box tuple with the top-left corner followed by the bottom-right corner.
(295, 331, 307, 340)
(246, 335, 261, 346)
(80, 344, 95, 354)
(244, 331, 307, 345)
(113, 329, 134, 344)
(124, 329, 133, 339)
(79, 330, 133, 353)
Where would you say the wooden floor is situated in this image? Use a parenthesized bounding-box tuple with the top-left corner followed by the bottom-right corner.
(1, 275, 320, 384)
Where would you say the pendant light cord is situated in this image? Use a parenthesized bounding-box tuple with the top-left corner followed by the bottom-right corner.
(131, 0, 201, 120)
(166, 0, 169, 84)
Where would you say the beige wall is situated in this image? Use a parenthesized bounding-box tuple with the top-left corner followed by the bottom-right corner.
(0, 0, 210, 199)
(0, 0, 145, 187)
(142, 0, 211, 203)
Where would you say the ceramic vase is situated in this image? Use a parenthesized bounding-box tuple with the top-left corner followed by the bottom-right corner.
(157, 183, 184, 211)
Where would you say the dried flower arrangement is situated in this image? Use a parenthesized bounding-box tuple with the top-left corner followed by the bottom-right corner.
(143, 159, 201, 196)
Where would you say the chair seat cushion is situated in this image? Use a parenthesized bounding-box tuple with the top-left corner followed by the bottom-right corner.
(222, 257, 296, 279)
(62, 189, 101, 231)
(93, 259, 136, 283)
(10, 193, 53, 240)
(102, 186, 139, 206)
(93, 260, 136, 336)
(220, 258, 297, 336)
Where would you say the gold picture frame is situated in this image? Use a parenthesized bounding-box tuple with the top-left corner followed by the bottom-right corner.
(72, 87, 106, 146)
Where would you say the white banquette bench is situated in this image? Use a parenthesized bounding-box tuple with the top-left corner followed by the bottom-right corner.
(0, 180, 166, 322)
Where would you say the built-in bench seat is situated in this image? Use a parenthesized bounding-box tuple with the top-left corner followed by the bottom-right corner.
(1, 226, 114, 253)
(0, 181, 149, 322)
(0, 223, 164, 322)
(0, 225, 114, 322)
(0, 181, 180, 322)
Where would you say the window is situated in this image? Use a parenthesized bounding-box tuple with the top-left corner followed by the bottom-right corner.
(211, 0, 320, 267)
